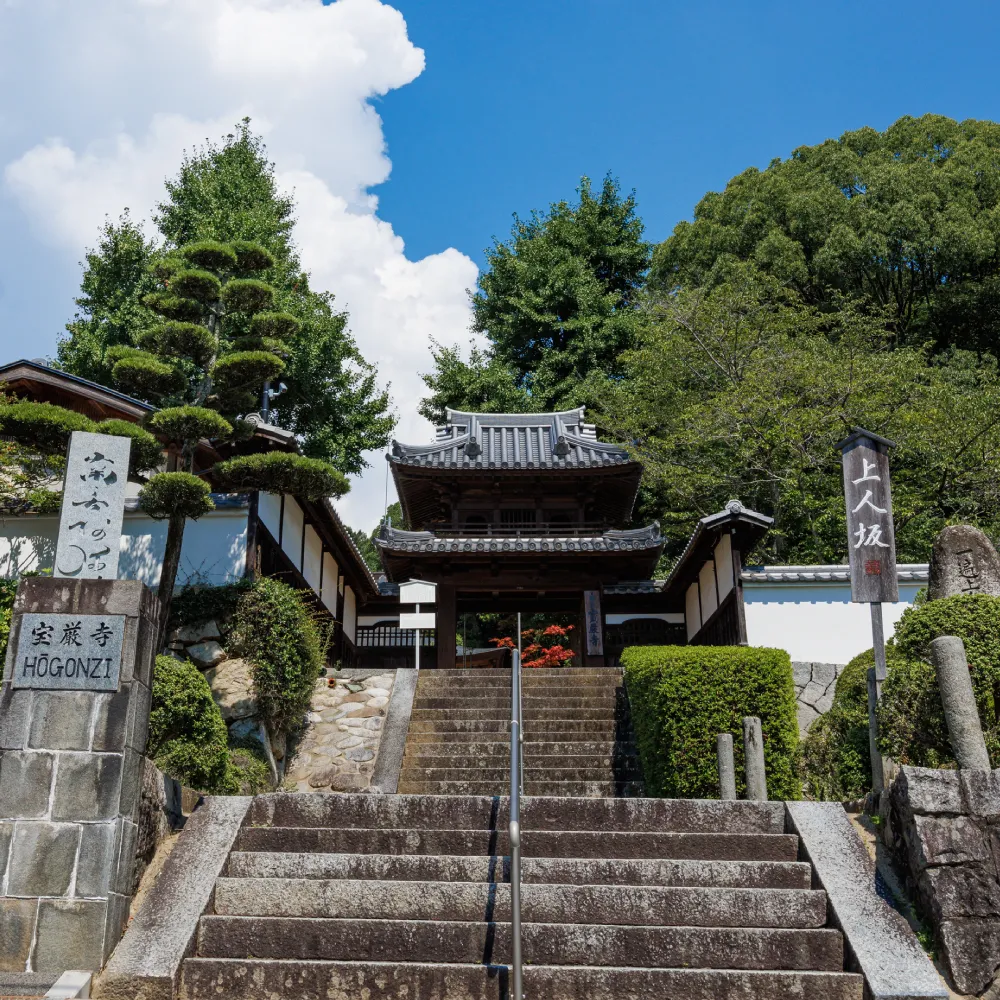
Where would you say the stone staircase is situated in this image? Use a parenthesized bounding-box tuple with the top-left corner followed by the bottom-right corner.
(177, 793, 863, 999)
(397, 667, 643, 796)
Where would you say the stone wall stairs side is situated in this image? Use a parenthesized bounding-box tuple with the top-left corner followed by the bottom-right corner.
(178, 792, 864, 1000)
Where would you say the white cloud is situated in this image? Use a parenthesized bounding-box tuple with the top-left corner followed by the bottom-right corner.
(0, 0, 478, 531)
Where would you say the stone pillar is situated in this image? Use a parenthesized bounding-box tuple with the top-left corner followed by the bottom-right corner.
(435, 585, 456, 670)
(742, 716, 768, 801)
(716, 734, 737, 800)
(930, 635, 991, 771)
(0, 578, 158, 974)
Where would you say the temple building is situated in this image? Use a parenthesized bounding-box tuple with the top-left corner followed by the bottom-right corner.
(373, 407, 773, 668)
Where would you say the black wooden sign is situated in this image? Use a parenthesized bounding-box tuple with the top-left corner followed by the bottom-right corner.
(837, 429, 899, 604)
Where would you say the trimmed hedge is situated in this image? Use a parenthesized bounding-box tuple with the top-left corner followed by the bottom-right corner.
(623, 645, 800, 800)
(0, 578, 18, 664)
(148, 655, 235, 793)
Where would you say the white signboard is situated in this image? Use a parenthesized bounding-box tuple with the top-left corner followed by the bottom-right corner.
(400, 611, 436, 630)
(584, 589, 604, 656)
(54, 432, 131, 580)
(11, 613, 125, 691)
(399, 580, 437, 605)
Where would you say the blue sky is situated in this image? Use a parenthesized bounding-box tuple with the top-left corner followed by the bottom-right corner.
(2, 0, 999, 528)
(376, 0, 1000, 265)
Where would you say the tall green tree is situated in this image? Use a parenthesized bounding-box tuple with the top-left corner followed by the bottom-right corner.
(421, 174, 650, 416)
(653, 114, 1000, 355)
(58, 120, 394, 476)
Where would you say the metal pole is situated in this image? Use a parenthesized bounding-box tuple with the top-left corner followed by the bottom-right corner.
(509, 648, 522, 1000)
(517, 612, 523, 797)
(415, 602, 420, 672)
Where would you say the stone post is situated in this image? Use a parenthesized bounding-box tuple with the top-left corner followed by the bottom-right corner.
(717, 734, 737, 800)
(930, 636, 991, 771)
(742, 716, 768, 801)
(0, 578, 158, 974)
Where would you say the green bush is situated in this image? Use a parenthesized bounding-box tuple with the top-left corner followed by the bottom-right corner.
(170, 268, 222, 304)
(0, 578, 18, 664)
(880, 593, 1000, 767)
(168, 580, 253, 634)
(180, 240, 238, 272)
(230, 241, 275, 274)
(211, 350, 285, 390)
(138, 472, 215, 520)
(623, 645, 800, 800)
(222, 278, 274, 314)
(0, 401, 95, 451)
(112, 354, 185, 396)
(800, 650, 877, 800)
(93, 419, 163, 474)
(138, 321, 217, 366)
(147, 405, 232, 445)
(228, 734, 272, 794)
(214, 451, 349, 500)
(148, 655, 235, 793)
(229, 577, 327, 734)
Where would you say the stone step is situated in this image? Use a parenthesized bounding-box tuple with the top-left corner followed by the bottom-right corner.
(410, 707, 619, 721)
(212, 879, 827, 928)
(427, 668, 622, 677)
(398, 755, 640, 771)
(224, 853, 814, 889)
(244, 794, 787, 834)
(403, 741, 626, 758)
(407, 719, 618, 734)
(405, 727, 612, 742)
(197, 916, 844, 970)
(180, 959, 864, 1000)
(397, 779, 644, 796)
(235, 827, 800, 861)
(396, 766, 638, 782)
(413, 695, 619, 709)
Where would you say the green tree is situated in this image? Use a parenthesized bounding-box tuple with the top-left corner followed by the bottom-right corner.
(607, 265, 1000, 562)
(108, 237, 348, 631)
(58, 120, 394, 476)
(652, 114, 1000, 355)
(58, 212, 159, 385)
(421, 174, 650, 416)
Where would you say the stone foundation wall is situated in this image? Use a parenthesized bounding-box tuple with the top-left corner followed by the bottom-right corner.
(792, 661, 845, 736)
(888, 765, 1000, 996)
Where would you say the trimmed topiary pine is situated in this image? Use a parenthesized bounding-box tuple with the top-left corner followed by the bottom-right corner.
(93, 419, 163, 476)
(0, 401, 96, 451)
(623, 645, 800, 800)
(214, 451, 348, 500)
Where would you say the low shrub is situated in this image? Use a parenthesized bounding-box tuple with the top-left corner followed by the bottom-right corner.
(148, 654, 236, 793)
(228, 734, 272, 794)
(229, 577, 328, 735)
(168, 580, 253, 635)
(0, 578, 18, 663)
(623, 645, 800, 800)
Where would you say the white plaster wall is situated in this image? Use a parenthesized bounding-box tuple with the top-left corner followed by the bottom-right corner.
(321, 551, 339, 614)
(303, 524, 322, 593)
(744, 582, 923, 663)
(343, 585, 357, 642)
(0, 509, 248, 589)
(281, 497, 304, 570)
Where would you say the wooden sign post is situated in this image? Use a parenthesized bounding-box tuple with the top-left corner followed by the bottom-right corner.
(836, 428, 898, 793)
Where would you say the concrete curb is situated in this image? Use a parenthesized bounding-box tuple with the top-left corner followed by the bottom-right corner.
(786, 801, 948, 1000)
(93, 796, 251, 1000)
(371, 670, 417, 794)
(45, 971, 92, 997)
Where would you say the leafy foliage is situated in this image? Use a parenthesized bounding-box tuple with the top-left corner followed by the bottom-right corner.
(880, 594, 1000, 766)
(420, 175, 650, 417)
(146, 406, 232, 445)
(652, 114, 1000, 354)
(138, 472, 214, 520)
(167, 580, 253, 633)
(229, 577, 327, 734)
(93, 419, 163, 475)
(214, 452, 348, 500)
(623, 645, 800, 800)
(0, 578, 18, 664)
(0, 401, 95, 451)
(490, 624, 576, 667)
(148, 654, 235, 793)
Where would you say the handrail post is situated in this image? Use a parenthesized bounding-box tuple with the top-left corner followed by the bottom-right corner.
(509, 648, 523, 1000)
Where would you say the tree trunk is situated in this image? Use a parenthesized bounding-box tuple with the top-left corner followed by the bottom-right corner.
(157, 512, 186, 648)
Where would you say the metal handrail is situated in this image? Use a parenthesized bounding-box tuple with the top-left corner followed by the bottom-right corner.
(509, 648, 523, 1000)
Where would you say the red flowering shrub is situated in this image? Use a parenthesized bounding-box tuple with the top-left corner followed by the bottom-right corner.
(489, 624, 575, 667)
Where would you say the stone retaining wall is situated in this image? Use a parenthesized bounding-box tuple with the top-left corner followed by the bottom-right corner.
(887, 765, 1000, 996)
(793, 661, 845, 736)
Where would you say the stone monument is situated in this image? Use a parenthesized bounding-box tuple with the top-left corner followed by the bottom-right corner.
(0, 432, 159, 975)
(928, 524, 1000, 600)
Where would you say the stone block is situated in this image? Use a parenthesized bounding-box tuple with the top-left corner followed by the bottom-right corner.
(187, 641, 226, 669)
(33, 899, 107, 973)
(929, 524, 1000, 600)
(791, 662, 812, 686)
(811, 662, 839, 686)
(7, 822, 80, 896)
(0, 898, 37, 972)
(204, 658, 255, 721)
(103, 891, 131, 963)
(112, 817, 139, 896)
(27, 691, 95, 751)
(796, 702, 819, 736)
(895, 765, 964, 816)
(127, 679, 151, 754)
(0, 685, 31, 749)
(76, 820, 117, 897)
(912, 815, 989, 869)
(0, 750, 53, 818)
(91, 687, 130, 753)
(118, 748, 143, 821)
(960, 769, 1000, 819)
(939, 917, 1000, 995)
(0, 821, 10, 875)
(175, 620, 221, 645)
(921, 864, 1000, 921)
(52, 753, 122, 822)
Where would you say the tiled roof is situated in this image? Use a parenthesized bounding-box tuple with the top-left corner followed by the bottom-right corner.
(375, 522, 663, 555)
(742, 564, 929, 584)
(389, 407, 633, 470)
